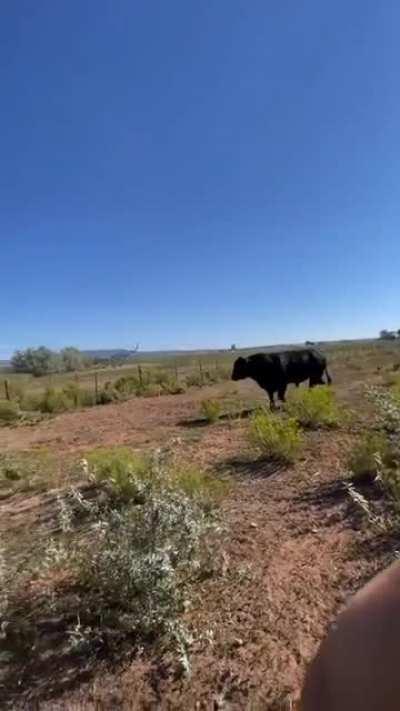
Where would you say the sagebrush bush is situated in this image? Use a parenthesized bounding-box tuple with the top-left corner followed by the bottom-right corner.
(200, 399, 221, 424)
(286, 386, 342, 428)
(0, 400, 20, 424)
(0, 449, 224, 670)
(249, 410, 303, 462)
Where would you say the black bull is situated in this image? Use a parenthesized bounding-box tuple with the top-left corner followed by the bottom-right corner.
(231, 349, 332, 408)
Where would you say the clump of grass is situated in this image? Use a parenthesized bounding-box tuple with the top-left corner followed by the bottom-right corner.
(185, 373, 204, 388)
(0, 449, 58, 495)
(40, 387, 74, 413)
(170, 464, 229, 508)
(85, 447, 150, 501)
(346, 388, 400, 532)
(248, 409, 303, 462)
(0, 400, 20, 425)
(200, 399, 221, 424)
(286, 386, 342, 429)
(347, 432, 396, 481)
(114, 375, 139, 396)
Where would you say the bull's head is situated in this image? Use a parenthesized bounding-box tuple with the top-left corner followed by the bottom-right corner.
(231, 356, 248, 381)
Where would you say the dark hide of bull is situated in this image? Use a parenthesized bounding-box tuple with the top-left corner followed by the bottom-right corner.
(231, 349, 332, 409)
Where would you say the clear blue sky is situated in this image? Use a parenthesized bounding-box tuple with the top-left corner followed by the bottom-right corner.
(1, 1, 399, 357)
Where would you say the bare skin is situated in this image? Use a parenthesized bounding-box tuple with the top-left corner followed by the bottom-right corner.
(300, 560, 400, 711)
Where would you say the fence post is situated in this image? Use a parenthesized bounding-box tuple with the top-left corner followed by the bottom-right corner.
(198, 360, 204, 385)
(94, 372, 99, 403)
(138, 365, 143, 387)
(174, 363, 179, 381)
(4, 379, 10, 401)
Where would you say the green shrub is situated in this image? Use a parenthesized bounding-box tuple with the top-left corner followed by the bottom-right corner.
(347, 432, 396, 480)
(248, 409, 303, 462)
(114, 375, 140, 396)
(20, 392, 43, 412)
(137, 383, 162, 398)
(0, 400, 20, 424)
(200, 399, 221, 424)
(286, 386, 342, 428)
(97, 385, 119, 405)
(170, 465, 229, 508)
(62, 382, 95, 408)
(85, 447, 150, 500)
(159, 375, 186, 395)
(0, 449, 57, 493)
(40, 387, 74, 414)
(185, 373, 204, 388)
(152, 369, 171, 386)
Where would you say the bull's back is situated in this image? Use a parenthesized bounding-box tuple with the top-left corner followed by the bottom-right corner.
(278, 349, 325, 383)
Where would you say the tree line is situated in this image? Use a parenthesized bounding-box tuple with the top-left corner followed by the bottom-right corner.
(11, 346, 94, 376)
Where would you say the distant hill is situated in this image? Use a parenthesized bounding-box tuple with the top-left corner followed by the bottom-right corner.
(83, 349, 138, 360)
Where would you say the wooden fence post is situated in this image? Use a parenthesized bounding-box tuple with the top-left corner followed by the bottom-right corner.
(198, 360, 204, 385)
(4, 379, 10, 401)
(138, 365, 143, 387)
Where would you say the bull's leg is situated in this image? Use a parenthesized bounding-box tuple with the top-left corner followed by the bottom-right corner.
(267, 389, 276, 410)
(278, 385, 287, 403)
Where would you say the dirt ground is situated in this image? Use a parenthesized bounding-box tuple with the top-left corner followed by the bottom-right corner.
(1, 355, 398, 709)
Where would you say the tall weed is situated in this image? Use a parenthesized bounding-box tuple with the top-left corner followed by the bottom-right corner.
(249, 409, 303, 462)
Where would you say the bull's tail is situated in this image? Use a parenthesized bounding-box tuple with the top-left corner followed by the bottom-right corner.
(325, 367, 332, 385)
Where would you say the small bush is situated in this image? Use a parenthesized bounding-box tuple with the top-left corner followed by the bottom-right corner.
(286, 386, 342, 428)
(347, 432, 396, 480)
(0, 400, 20, 424)
(138, 383, 162, 398)
(185, 373, 204, 388)
(85, 447, 150, 501)
(170, 465, 229, 508)
(19, 392, 43, 412)
(248, 409, 303, 462)
(160, 376, 186, 395)
(114, 375, 140, 396)
(152, 369, 171, 386)
(62, 382, 96, 408)
(200, 399, 221, 424)
(40, 387, 74, 414)
(96, 384, 119, 405)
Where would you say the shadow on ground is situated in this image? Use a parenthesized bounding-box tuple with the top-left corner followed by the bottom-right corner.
(216, 456, 285, 480)
(178, 408, 256, 428)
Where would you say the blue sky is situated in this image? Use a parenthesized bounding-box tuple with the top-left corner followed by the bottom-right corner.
(1, 1, 399, 357)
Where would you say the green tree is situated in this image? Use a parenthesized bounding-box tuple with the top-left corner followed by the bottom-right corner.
(61, 347, 87, 371)
(11, 346, 62, 376)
